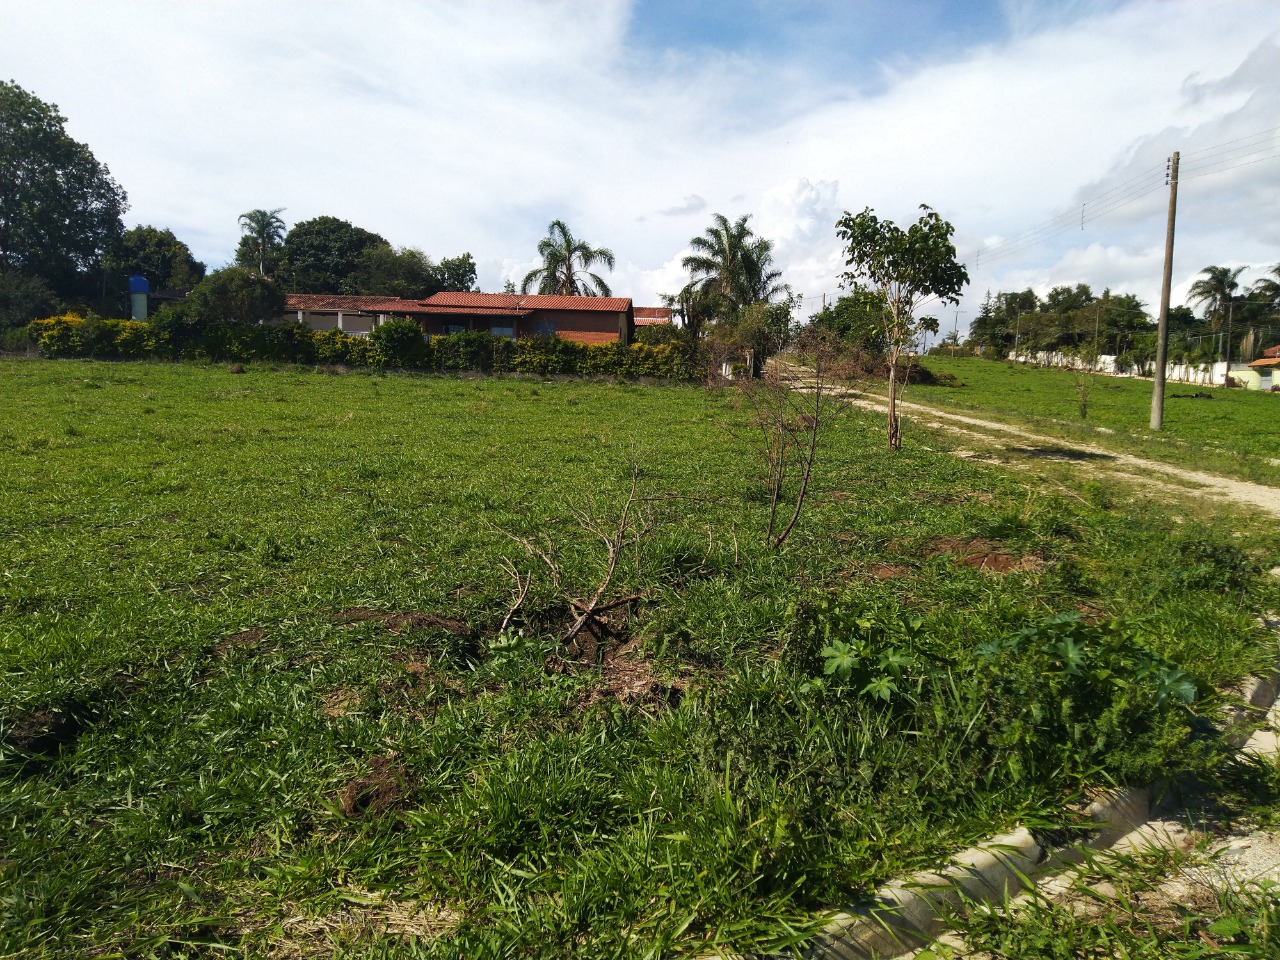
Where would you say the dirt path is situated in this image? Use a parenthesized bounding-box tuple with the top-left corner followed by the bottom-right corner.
(777, 364, 1280, 519)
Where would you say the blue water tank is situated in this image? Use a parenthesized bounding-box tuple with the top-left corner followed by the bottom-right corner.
(128, 274, 151, 294)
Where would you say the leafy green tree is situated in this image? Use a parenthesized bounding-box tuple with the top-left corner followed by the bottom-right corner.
(111, 225, 205, 291)
(0, 80, 127, 304)
(280, 216, 386, 294)
(967, 288, 1039, 358)
(235, 208, 287, 276)
(809, 287, 889, 354)
(0, 269, 55, 330)
(681, 213, 785, 315)
(835, 204, 969, 449)
(521, 220, 615, 296)
(437, 253, 478, 293)
(356, 244, 441, 299)
(186, 267, 286, 325)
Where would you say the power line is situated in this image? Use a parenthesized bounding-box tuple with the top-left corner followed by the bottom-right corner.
(1180, 139, 1279, 173)
(977, 178, 1167, 267)
(972, 125, 1279, 271)
(1180, 150, 1280, 183)
(1181, 126, 1279, 158)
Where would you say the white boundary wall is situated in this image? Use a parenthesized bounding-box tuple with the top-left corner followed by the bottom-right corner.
(1007, 351, 1275, 391)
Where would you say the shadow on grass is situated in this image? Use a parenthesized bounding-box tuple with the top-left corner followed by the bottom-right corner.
(1006, 445, 1117, 462)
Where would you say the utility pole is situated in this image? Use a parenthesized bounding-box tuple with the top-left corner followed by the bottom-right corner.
(1149, 151, 1179, 430)
(1093, 302, 1102, 371)
(1222, 295, 1234, 387)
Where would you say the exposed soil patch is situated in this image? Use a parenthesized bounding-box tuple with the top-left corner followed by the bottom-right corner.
(5, 706, 84, 756)
(925, 536, 1046, 574)
(5, 667, 150, 762)
(338, 755, 410, 819)
(568, 641, 686, 711)
(214, 627, 267, 658)
(332, 608, 469, 636)
(321, 688, 361, 718)
(868, 562, 912, 580)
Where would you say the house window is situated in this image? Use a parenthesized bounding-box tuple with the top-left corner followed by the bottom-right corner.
(444, 323, 466, 335)
(490, 325, 514, 338)
(534, 320, 556, 337)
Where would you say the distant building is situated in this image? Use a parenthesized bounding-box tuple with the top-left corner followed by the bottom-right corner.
(633, 306, 673, 327)
(284, 295, 394, 337)
(283, 292, 672, 346)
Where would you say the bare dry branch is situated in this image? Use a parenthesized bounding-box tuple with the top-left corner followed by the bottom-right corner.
(497, 558, 532, 635)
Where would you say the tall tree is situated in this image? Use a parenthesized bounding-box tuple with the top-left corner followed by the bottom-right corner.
(835, 204, 969, 450)
(520, 220, 615, 296)
(681, 213, 785, 315)
(0, 80, 127, 304)
(236, 208, 287, 276)
(279, 216, 386, 294)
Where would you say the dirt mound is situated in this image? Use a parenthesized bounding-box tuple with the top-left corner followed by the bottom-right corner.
(333, 608, 469, 636)
(338, 755, 410, 818)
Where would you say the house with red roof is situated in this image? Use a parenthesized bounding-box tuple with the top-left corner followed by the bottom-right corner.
(283, 292, 670, 346)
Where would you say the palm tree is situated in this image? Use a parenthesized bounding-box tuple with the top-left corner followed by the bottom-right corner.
(520, 220, 615, 296)
(1188, 264, 1247, 378)
(681, 213, 785, 314)
(1186, 264, 1245, 331)
(237, 208, 287, 276)
(1249, 263, 1280, 311)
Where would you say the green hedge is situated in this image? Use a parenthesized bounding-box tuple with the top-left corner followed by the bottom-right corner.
(17, 313, 696, 380)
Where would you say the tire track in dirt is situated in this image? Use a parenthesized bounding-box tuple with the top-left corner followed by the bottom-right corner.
(776, 363, 1280, 519)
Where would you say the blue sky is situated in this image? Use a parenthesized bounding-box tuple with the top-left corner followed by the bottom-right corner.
(628, 0, 1011, 77)
(0, 0, 1276, 330)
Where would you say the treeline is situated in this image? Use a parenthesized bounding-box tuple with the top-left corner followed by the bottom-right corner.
(967, 284, 1154, 364)
(967, 265, 1280, 368)
(0, 81, 476, 330)
(8, 313, 696, 379)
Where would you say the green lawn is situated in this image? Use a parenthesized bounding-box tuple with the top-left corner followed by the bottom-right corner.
(907, 356, 1280, 487)
(1, 358, 1276, 958)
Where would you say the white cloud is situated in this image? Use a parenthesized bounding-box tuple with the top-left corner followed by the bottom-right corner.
(1, 0, 1276, 323)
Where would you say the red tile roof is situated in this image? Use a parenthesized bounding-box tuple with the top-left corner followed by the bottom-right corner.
(517, 294, 631, 312)
(429, 292, 524, 309)
(1264, 345, 1280, 359)
(633, 306, 672, 325)
(400, 304, 533, 317)
(423, 292, 631, 313)
(286, 294, 401, 311)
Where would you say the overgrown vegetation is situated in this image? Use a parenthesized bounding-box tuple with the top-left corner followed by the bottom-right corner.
(1, 358, 1277, 957)
(7, 312, 697, 379)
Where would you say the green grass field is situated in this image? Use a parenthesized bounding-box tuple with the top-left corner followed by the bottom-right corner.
(2, 358, 1277, 958)
(907, 356, 1280, 487)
